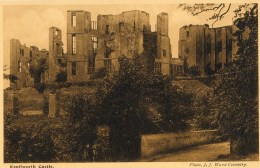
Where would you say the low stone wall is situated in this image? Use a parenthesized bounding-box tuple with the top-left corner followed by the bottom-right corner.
(141, 130, 218, 157)
(4, 89, 19, 114)
(49, 93, 57, 117)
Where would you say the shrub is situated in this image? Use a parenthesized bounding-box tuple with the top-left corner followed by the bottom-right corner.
(90, 67, 108, 79)
(213, 5, 258, 155)
(55, 71, 67, 83)
(4, 116, 61, 162)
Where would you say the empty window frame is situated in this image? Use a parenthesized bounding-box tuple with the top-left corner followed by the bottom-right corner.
(170, 64, 173, 75)
(91, 36, 98, 53)
(104, 59, 112, 73)
(72, 34, 77, 55)
(72, 14, 76, 27)
(72, 62, 76, 75)
(186, 31, 189, 37)
(58, 59, 62, 64)
(56, 43, 60, 54)
(205, 41, 211, 54)
(216, 40, 222, 53)
(154, 62, 161, 75)
(88, 56, 95, 74)
(105, 25, 110, 34)
(55, 30, 58, 36)
(119, 22, 124, 32)
(20, 49, 24, 56)
(18, 61, 22, 72)
(185, 48, 189, 54)
(91, 21, 97, 30)
(163, 49, 167, 56)
(227, 38, 232, 52)
(226, 38, 233, 63)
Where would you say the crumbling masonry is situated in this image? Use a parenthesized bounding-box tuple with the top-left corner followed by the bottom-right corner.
(178, 24, 243, 75)
(12, 9, 247, 88)
(66, 10, 182, 82)
(10, 39, 49, 89)
(10, 10, 183, 88)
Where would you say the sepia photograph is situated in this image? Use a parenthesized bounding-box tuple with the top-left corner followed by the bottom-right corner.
(1, 1, 259, 167)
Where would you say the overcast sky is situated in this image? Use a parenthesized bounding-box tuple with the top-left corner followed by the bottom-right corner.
(3, 4, 239, 87)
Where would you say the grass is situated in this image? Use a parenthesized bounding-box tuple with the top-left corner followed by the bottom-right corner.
(6, 115, 62, 129)
(220, 153, 259, 161)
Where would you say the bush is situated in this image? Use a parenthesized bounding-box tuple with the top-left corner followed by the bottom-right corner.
(97, 56, 193, 160)
(58, 88, 99, 161)
(4, 116, 62, 162)
(55, 71, 67, 83)
(213, 5, 258, 156)
(35, 83, 47, 93)
(90, 67, 108, 79)
(17, 87, 44, 113)
(188, 66, 200, 76)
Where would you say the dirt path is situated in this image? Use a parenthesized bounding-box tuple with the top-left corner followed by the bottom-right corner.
(138, 141, 230, 162)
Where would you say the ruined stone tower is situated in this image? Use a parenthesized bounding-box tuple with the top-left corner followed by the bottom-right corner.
(65, 10, 181, 82)
(67, 10, 92, 82)
(10, 39, 34, 89)
(95, 10, 151, 73)
(178, 24, 235, 75)
(48, 27, 64, 82)
(155, 12, 173, 75)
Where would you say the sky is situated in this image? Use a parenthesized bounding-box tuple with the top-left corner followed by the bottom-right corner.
(3, 4, 239, 87)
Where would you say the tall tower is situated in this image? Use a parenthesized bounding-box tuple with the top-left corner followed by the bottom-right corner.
(156, 13, 171, 75)
(10, 39, 34, 89)
(49, 27, 63, 82)
(10, 39, 22, 88)
(67, 10, 92, 82)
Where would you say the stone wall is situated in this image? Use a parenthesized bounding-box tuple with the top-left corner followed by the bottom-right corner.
(155, 12, 172, 76)
(10, 38, 51, 89)
(48, 27, 65, 82)
(66, 10, 175, 81)
(4, 88, 44, 115)
(140, 130, 218, 157)
(4, 89, 19, 114)
(48, 93, 57, 117)
(67, 11, 91, 82)
(10, 39, 35, 89)
(178, 24, 236, 75)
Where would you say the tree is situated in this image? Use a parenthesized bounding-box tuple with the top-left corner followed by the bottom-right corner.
(189, 90, 217, 130)
(30, 57, 46, 85)
(214, 4, 258, 156)
(59, 89, 99, 161)
(178, 3, 256, 28)
(179, 3, 258, 156)
(188, 66, 200, 76)
(178, 3, 231, 27)
(55, 71, 67, 83)
(3, 73, 19, 84)
(97, 56, 148, 160)
(90, 67, 108, 79)
(3, 65, 19, 85)
(158, 84, 194, 132)
(97, 55, 193, 160)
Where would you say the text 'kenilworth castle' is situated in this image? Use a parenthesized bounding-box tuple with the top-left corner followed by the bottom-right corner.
(10, 10, 245, 89)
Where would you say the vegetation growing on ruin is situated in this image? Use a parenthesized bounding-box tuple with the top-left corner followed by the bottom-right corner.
(180, 3, 258, 156)
(4, 3, 258, 162)
(213, 4, 258, 155)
